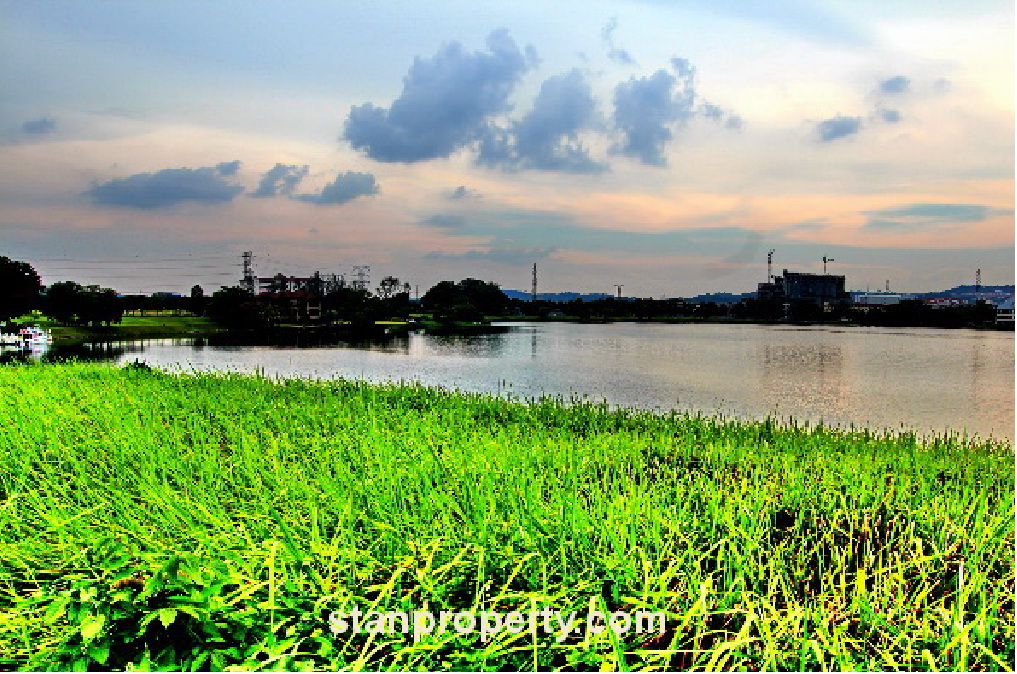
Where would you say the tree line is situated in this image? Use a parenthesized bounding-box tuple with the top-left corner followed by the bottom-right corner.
(1, 254, 1002, 330)
(0, 255, 516, 328)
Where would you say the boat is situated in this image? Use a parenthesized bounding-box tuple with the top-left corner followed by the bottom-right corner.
(0, 326, 53, 349)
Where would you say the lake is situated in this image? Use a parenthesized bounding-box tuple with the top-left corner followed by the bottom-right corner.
(34, 322, 1016, 442)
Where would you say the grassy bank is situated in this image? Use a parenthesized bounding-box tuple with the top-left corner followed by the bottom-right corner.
(13, 314, 226, 343)
(0, 363, 1012, 671)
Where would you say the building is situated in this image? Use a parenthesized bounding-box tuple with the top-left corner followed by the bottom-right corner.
(257, 274, 320, 294)
(995, 297, 1015, 328)
(757, 269, 849, 309)
(260, 290, 322, 322)
(922, 297, 968, 308)
(854, 292, 903, 306)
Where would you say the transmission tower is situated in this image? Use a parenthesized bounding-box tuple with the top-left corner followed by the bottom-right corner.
(352, 265, 370, 292)
(241, 251, 255, 293)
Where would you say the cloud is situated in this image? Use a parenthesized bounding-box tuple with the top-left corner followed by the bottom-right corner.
(815, 115, 862, 142)
(478, 68, 606, 173)
(424, 247, 556, 265)
(878, 108, 902, 123)
(611, 59, 697, 166)
(342, 29, 534, 162)
(22, 117, 56, 135)
(699, 101, 743, 129)
(447, 185, 481, 200)
(252, 163, 309, 198)
(296, 171, 379, 205)
(84, 162, 244, 209)
(215, 160, 242, 176)
(863, 203, 1013, 231)
(422, 214, 467, 228)
(878, 75, 911, 95)
(601, 18, 636, 67)
(783, 218, 830, 233)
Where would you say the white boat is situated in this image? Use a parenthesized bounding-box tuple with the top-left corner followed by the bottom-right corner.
(0, 326, 53, 349)
(20, 326, 53, 344)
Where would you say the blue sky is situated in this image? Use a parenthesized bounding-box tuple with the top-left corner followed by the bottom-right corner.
(0, 0, 1012, 296)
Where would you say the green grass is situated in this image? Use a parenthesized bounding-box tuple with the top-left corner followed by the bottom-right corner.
(0, 362, 1012, 671)
(12, 314, 224, 343)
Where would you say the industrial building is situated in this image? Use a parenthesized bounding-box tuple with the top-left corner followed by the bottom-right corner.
(853, 292, 904, 306)
(995, 297, 1015, 328)
(757, 269, 850, 309)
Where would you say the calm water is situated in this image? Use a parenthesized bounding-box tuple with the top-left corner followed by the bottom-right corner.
(34, 322, 1017, 442)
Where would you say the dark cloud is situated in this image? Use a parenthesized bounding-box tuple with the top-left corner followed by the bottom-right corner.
(863, 203, 1013, 231)
(422, 214, 467, 228)
(252, 163, 309, 198)
(85, 162, 244, 209)
(424, 247, 556, 265)
(611, 59, 697, 166)
(22, 117, 56, 135)
(878, 75, 910, 95)
(215, 160, 242, 176)
(342, 30, 534, 163)
(878, 108, 902, 123)
(815, 115, 862, 142)
(296, 171, 379, 205)
(447, 185, 481, 200)
(478, 68, 606, 173)
(601, 18, 636, 67)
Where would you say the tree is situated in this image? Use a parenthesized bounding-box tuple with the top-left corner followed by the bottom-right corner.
(189, 285, 205, 315)
(421, 279, 509, 318)
(43, 281, 123, 326)
(44, 281, 85, 324)
(420, 281, 460, 312)
(206, 286, 264, 327)
(376, 276, 401, 299)
(0, 255, 42, 323)
(456, 278, 510, 315)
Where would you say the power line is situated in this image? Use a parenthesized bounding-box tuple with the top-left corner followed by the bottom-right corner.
(44, 273, 236, 279)
(29, 255, 234, 263)
(38, 266, 234, 272)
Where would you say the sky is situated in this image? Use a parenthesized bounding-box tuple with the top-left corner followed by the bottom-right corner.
(1, 0, 1013, 297)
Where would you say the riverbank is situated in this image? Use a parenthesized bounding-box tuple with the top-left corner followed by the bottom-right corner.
(1, 363, 1012, 671)
(18, 314, 227, 343)
(24, 315, 504, 345)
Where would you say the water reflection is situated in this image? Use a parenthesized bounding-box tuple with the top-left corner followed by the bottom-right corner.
(421, 333, 508, 358)
(3, 341, 144, 364)
(202, 332, 411, 353)
(10, 323, 1012, 441)
(760, 342, 847, 421)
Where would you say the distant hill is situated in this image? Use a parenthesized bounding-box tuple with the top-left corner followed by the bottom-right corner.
(502, 290, 617, 302)
(684, 291, 756, 305)
(502, 285, 1014, 304)
(909, 285, 1014, 299)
